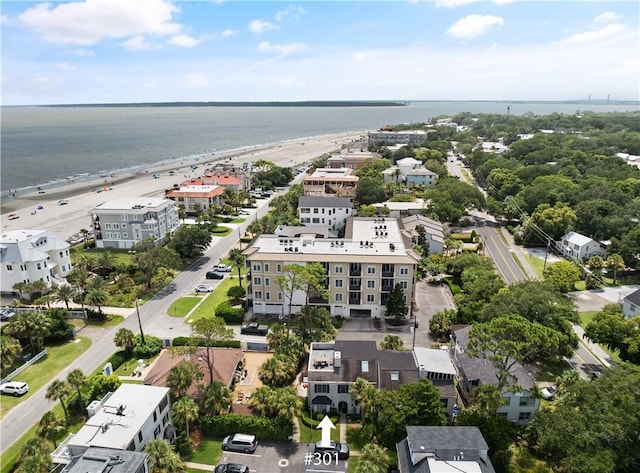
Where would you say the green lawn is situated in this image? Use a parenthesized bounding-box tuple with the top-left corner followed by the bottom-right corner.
(70, 314, 124, 328)
(113, 354, 160, 377)
(185, 437, 222, 465)
(579, 311, 598, 328)
(298, 412, 340, 444)
(346, 423, 370, 451)
(168, 297, 202, 317)
(524, 252, 546, 279)
(186, 277, 244, 323)
(211, 226, 233, 237)
(0, 336, 91, 419)
(534, 358, 573, 383)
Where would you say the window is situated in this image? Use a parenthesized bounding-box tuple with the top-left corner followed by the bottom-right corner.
(366, 294, 375, 303)
(313, 208, 319, 213)
(276, 264, 282, 272)
(36, 263, 42, 270)
(338, 384, 349, 393)
(253, 263, 261, 271)
(121, 214, 129, 221)
(154, 425, 161, 438)
(334, 265, 343, 274)
(400, 267, 409, 275)
(265, 292, 271, 300)
(300, 208, 310, 213)
(400, 281, 408, 289)
(312, 218, 320, 224)
(264, 278, 270, 286)
(361, 361, 369, 372)
(390, 371, 399, 381)
(335, 279, 343, 288)
(153, 411, 157, 422)
(138, 431, 143, 443)
(278, 293, 283, 301)
(123, 232, 128, 238)
(105, 223, 112, 230)
(159, 395, 169, 413)
(335, 293, 343, 302)
(367, 280, 375, 289)
(518, 412, 532, 421)
(314, 384, 330, 393)
(519, 396, 535, 407)
(6, 265, 12, 272)
(254, 291, 262, 299)
(254, 277, 261, 285)
(113, 223, 120, 230)
(163, 413, 169, 426)
(264, 263, 269, 272)
(367, 266, 376, 274)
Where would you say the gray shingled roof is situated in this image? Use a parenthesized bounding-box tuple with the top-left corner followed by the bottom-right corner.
(624, 288, 640, 307)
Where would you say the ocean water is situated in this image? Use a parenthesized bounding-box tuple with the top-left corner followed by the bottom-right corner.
(1, 101, 637, 192)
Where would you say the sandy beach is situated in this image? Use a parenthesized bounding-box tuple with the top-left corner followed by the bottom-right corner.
(1, 131, 363, 240)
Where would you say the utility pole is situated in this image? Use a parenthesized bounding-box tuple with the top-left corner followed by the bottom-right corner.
(542, 237, 551, 273)
(238, 227, 243, 250)
(135, 300, 146, 345)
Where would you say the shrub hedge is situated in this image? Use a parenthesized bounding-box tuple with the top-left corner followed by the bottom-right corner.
(215, 301, 244, 324)
(202, 414, 293, 441)
(133, 334, 163, 358)
(171, 337, 241, 348)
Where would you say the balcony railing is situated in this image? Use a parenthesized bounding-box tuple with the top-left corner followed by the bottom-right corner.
(349, 284, 361, 291)
(382, 270, 394, 277)
(349, 297, 361, 305)
(349, 270, 361, 277)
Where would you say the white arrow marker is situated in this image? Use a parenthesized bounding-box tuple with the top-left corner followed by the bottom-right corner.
(317, 415, 336, 448)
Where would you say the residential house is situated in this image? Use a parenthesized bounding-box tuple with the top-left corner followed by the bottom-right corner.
(1, 229, 72, 294)
(622, 288, 640, 318)
(396, 426, 496, 473)
(302, 168, 359, 200)
(372, 199, 428, 219)
(196, 173, 244, 192)
(143, 347, 244, 392)
(557, 231, 607, 261)
(382, 158, 438, 188)
(164, 185, 225, 215)
(90, 197, 180, 249)
(60, 448, 149, 473)
(413, 347, 458, 418)
(307, 340, 418, 414)
(243, 217, 420, 318)
(298, 196, 354, 231)
(51, 385, 174, 466)
(400, 215, 446, 255)
(327, 149, 381, 170)
(450, 325, 540, 425)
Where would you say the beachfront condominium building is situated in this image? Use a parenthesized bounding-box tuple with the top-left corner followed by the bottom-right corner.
(0, 229, 72, 294)
(51, 384, 174, 466)
(164, 184, 225, 215)
(368, 129, 430, 145)
(327, 149, 382, 170)
(301, 168, 359, 200)
(242, 217, 420, 318)
(298, 196, 354, 231)
(90, 197, 180, 249)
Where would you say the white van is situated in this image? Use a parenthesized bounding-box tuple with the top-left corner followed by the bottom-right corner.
(0, 381, 29, 396)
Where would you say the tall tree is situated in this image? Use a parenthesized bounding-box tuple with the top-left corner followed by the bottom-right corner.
(54, 284, 76, 309)
(45, 379, 71, 425)
(544, 260, 581, 293)
(37, 412, 65, 448)
(169, 225, 212, 259)
(190, 317, 234, 385)
(355, 443, 389, 473)
(350, 378, 378, 426)
(275, 264, 308, 322)
(67, 369, 87, 414)
(172, 397, 199, 439)
(144, 439, 186, 473)
(467, 314, 563, 390)
(385, 284, 408, 322)
(379, 335, 404, 351)
(85, 288, 107, 314)
(167, 361, 203, 399)
(295, 305, 336, 344)
(585, 304, 640, 364)
(15, 438, 54, 473)
(605, 253, 625, 284)
(228, 248, 245, 288)
(113, 328, 136, 357)
(200, 380, 232, 416)
(0, 335, 22, 376)
(4, 312, 52, 353)
(133, 239, 181, 289)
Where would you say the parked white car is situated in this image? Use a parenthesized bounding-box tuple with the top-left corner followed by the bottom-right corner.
(213, 264, 232, 272)
(541, 386, 557, 400)
(0, 381, 29, 396)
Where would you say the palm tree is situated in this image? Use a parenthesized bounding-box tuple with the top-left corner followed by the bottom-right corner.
(296, 305, 335, 344)
(379, 334, 404, 351)
(96, 251, 116, 277)
(144, 439, 186, 473)
(79, 228, 90, 248)
(200, 381, 232, 416)
(46, 379, 71, 425)
(355, 443, 388, 473)
(55, 284, 76, 309)
(87, 275, 107, 291)
(228, 248, 245, 288)
(16, 438, 54, 473)
(67, 369, 87, 414)
(85, 288, 107, 314)
(606, 253, 625, 284)
(172, 397, 199, 439)
(113, 328, 136, 357)
(29, 280, 49, 301)
(11, 281, 29, 301)
(167, 362, 202, 399)
(37, 412, 65, 448)
(1, 336, 22, 376)
(266, 323, 288, 351)
(350, 377, 378, 426)
(258, 356, 296, 388)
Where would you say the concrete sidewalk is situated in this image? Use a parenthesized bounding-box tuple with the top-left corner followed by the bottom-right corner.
(573, 323, 616, 368)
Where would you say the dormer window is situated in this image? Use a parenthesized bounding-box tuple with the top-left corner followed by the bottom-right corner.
(361, 361, 369, 372)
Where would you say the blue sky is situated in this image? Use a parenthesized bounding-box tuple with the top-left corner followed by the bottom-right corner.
(1, 1, 638, 105)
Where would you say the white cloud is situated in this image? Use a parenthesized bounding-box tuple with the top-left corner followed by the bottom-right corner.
(257, 41, 306, 55)
(436, 0, 512, 7)
(64, 48, 96, 57)
(275, 5, 306, 22)
(184, 73, 209, 89)
(249, 19, 278, 34)
(220, 28, 237, 38)
(1, 15, 8, 24)
(18, 0, 182, 45)
(122, 35, 153, 51)
(167, 34, 200, 48)
(558, 23, 626, 45)
(56, 61, 76, 70)
(447, 14, 504, 39)
(594, 11, 621, 24)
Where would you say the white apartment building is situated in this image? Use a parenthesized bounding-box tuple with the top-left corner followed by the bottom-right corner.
(90, 197, 180, 249)
(243, 217, 420, 318)
(298, 196, 354, 231)
(52, 385, 174, 466)
(301, 168, 359, 200)
(368, 129, 430, 145)
(0, 229, 72, 294)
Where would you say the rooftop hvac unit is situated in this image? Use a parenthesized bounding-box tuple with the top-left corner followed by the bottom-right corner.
(87, 400, 102, 418)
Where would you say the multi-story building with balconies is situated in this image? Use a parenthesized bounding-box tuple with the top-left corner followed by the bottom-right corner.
(301, 168, 359, 200)
(90, 197, 180, 249)
(242, 217, 420, 318)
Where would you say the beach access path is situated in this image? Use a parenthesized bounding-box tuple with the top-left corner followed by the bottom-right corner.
(1, 131, 363, 240)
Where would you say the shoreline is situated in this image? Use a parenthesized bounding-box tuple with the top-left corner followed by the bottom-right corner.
(1, 131, 364, 240)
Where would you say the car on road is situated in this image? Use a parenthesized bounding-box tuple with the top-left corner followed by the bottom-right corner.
(541, 386, 557, 400)
(214, 464, 249, 473)
(206, 271, 225, 280)
(8, 213, 19, 220)
(0, 381, 29, 396)
(239, 210, 251, 215)
(221, 433, 258, 453)
(213, 264, 233, 272)
(195, 285, 214, 293)
(57, 199, 69, 205)
(240, 322, 269, 335)
(314, 441, 350, 460)
(0, 308, 16, 321)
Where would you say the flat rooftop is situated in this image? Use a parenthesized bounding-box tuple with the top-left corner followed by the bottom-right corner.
(92, 197, 169, 210)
